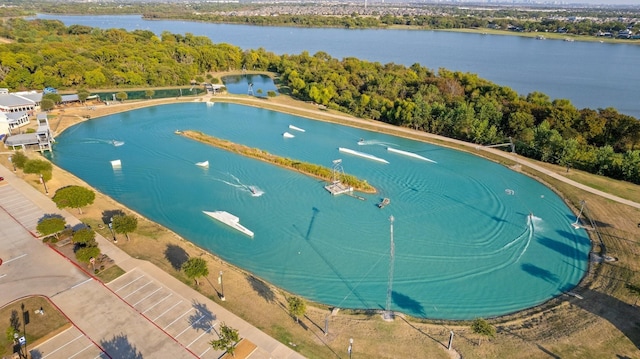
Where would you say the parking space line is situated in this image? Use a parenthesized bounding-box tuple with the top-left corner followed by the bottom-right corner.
(132, 287, 162, 306)
(153, 300, 183, 321)
(68, 344, 95, 359)
(122, 281, 153, 299)
(4, 253, 27, 264)
(41, 334, 83, 359)
(163, 308, 194, 331)
(175, 315, 205, 339)
(200, 346, 212, 357)
(71, 278, 93, 289)
(187, 324, 217, 348)
(113, 274, 144, 293)
(143, 293, 173, 314)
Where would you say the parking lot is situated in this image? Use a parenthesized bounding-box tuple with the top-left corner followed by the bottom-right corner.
(107, 269, 224, 358)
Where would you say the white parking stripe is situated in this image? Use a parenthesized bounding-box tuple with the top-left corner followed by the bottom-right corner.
(113, 274, 144, 292)
(175, 315, 205, 339)
(122, 281, 153, 299)
(153, 300, 183, 321)
(200, 346, 213, 357)
(4, 253, 27, 264)
(132, 287, 162, 306)
(41, 335, 83, 358)
(163, 308, 194, 330)
(68, 344, 95, 358)
(143, 293, 173, 314)
(187, 323, 217, 348)
(71, 278, 93, 289)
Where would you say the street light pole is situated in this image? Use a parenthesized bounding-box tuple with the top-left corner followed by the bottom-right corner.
(39, 174, 48, 195)
(108, 217, 117, 243)
(348, 338, 353, 359)
(218, 271, 225, 301)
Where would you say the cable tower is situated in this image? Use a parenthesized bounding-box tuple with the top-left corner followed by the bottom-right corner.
(384, 215, 395, 321)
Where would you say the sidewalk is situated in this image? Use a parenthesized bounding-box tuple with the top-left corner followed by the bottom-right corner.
(0, 163, 305, 359)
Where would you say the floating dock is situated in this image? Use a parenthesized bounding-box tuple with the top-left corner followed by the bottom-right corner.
(338, 147, 389, 164)
(324, 181, 353, 196)
(387, 147, 436, 163)
(289, 125, 306, 132)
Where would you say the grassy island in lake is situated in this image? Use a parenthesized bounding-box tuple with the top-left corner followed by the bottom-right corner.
(180, 130, 377, 194)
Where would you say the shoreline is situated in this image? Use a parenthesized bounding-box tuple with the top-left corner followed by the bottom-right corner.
(6, 90, 640, 357)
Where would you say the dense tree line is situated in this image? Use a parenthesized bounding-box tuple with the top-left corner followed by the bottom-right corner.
(1, 19, 639, 183)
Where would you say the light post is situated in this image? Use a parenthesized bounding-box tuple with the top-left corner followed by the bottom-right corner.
(348, 338, 353, 359)
(8, 155, 16, 172)
(218, 271, 225, 301)
(39, 174, 48, 195)
(108, 217, 117, 243)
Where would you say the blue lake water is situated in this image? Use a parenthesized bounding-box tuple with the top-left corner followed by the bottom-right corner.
(50, 102, 590, 319)
(35, 14, 640, 119)
(222, 74, 278, 97)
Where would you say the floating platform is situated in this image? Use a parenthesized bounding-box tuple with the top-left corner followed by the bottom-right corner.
(338, 147, 389, 164)
(110, 159, 121, 168)
(387, 147, 436, 163)
(324, 181, 353, 196)
(203, 210, 254, 238)
(289, 125, 305, 132)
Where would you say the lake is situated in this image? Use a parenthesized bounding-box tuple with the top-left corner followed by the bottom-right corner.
(48, 102, 590, 320)
(35, 14, 640, 119)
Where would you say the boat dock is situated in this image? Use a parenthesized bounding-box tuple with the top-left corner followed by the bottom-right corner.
(324, 181, 353, 196)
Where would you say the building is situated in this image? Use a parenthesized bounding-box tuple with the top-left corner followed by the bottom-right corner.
(1, 111, 30, 131)
(4, 113, 54, 152)
(0, 92, 38, 113)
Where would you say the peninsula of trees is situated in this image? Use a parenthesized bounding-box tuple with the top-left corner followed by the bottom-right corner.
(1, 18, 639, 184)
(180, 130, 376, 194)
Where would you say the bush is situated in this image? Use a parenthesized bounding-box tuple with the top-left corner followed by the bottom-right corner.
(267, 90, 277, 97)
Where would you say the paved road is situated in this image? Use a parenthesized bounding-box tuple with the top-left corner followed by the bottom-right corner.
(0, 164, 305, 359)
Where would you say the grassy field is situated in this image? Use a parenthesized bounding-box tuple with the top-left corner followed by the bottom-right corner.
(0, 297, 70, 358)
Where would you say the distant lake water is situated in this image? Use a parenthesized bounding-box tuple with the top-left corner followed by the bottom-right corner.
(36, 14, 640, 119)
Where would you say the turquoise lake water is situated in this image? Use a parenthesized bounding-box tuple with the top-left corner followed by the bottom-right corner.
(50, 102, 591, 320)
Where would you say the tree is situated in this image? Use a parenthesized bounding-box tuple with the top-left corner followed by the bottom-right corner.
(52, 185, 95, 214)
(36, 216, 66, 239)
(73, 227, 96, 245)
(287, 296, 306, 323)
(210, 322, 240, 356)
(77, 88, 91, 104)
(23, 159, 53, 181)
(182, 257, 209, 286)
(471, 318, 495, 345)
(10, 151, 28, 169)
(111, 214, 137, 241)
(115, 91, 128, 102)
(145, 89, 155, 99)
(40, 98, 55, 112)
(76, 245, 101, 264)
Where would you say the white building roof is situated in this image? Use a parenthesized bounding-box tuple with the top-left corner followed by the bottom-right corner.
(0, 94, 35, 107)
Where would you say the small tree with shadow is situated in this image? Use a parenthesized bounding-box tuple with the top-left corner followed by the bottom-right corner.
(145, 89, 155, 99)
(182, 257, 209, 286)
(76, 245, 100, 264)
(210, 322, 239, 356)
(111, 214, 137, 241)
(471, 318, 495, 345)
(37, 216, 67, 239)
(287, 296, 306, 323)
(73, 227, 96, 246)
(52, 185, 95, 214)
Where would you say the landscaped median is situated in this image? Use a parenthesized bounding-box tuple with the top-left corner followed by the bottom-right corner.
(179, 130, 377, 194)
